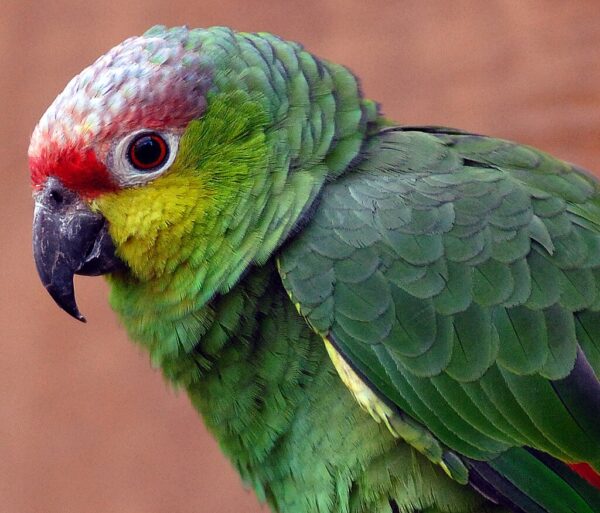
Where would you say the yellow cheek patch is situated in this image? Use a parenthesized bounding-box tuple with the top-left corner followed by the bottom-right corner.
(93, 172, 213, 280)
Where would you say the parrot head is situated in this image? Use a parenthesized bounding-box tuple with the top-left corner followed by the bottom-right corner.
(30, 31, 213, 321)
(30, 28, 283, 326)
(30, 26, 373, 351)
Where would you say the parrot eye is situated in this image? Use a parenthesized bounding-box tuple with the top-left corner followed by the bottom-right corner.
(111, 130, 179, 186)
(128, 133, 169, 171)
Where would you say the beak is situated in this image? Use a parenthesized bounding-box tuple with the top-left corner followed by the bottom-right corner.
(32, 177, 124, 322)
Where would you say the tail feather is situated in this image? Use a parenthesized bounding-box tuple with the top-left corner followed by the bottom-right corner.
(467, 460, 541, 513)
(567, 463, 600, 491)
(529, 451, 600, 510)
(465, 448, 600, 513)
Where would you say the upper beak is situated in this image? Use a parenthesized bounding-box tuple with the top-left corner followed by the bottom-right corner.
(32, 177, 124, 322)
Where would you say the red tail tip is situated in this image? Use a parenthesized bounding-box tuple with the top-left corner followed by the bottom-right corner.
(568, 462, 600, 489)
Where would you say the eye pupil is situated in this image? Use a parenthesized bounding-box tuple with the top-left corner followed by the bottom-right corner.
(128, 133, 168, 170)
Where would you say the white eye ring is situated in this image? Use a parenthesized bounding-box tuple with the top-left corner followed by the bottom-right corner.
(110, 129, 179, 186)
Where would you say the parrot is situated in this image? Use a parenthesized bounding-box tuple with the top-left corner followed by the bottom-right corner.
(29, 25, 600, 513)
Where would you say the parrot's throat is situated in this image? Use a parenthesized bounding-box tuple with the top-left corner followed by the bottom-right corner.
(118, 263, 334, 476)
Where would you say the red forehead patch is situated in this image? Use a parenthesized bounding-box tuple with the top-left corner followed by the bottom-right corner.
(29, 31, 211, 198)
(30, 144, 117, 198)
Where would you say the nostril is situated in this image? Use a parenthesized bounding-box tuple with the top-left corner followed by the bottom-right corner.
(42, 179, 74, 209)
(49, 188, 64, 205)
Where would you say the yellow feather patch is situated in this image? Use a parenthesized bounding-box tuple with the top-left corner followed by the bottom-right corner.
(324, 339, 399, 433)
(323, 338, 466, 483)
(93, 171, 212, 281)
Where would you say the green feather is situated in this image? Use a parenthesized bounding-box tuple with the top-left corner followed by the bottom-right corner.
(279, 126, 600, 512)
(92, 26, 600, 513)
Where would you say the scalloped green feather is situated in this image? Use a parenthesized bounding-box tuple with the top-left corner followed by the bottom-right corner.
(393, 314, 454, 377)
(444, 230, 487, 262)
(527, 216, 554, 254)
(445, 303, 497, 382)
(277, 125, 600, 509)
(495, 306, 548, 375)
(334, 247, 380, 284)
(386, 284, 436, 357)
(558, 267, 596, 310)
(502, 260, 532, 307)
(525, 251, 561, 309)
(491, 228, 531, 263)
(473, 259, 514, 306)
(397, 258, 447, 299)
(432, 261, 473, 315)
(540, 305, 577, 380)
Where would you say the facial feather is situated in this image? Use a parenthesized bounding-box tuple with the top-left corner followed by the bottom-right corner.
(29, 32, 210, 196)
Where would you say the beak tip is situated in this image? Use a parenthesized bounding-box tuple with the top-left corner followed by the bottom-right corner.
(59, 298, 86, 323)
(43, 281, 87, 324)
(69, 305, 87, 322)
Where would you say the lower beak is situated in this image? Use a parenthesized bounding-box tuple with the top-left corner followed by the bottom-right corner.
(32, 177, 124, 322)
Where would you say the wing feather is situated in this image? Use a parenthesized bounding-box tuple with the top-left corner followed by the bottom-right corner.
(278, 127, 600, 508)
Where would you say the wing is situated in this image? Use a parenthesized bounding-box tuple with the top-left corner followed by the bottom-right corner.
(278, 127, 600, 512)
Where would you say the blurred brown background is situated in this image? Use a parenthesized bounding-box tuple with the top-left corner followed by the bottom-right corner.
(2, 1, 600, 512)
